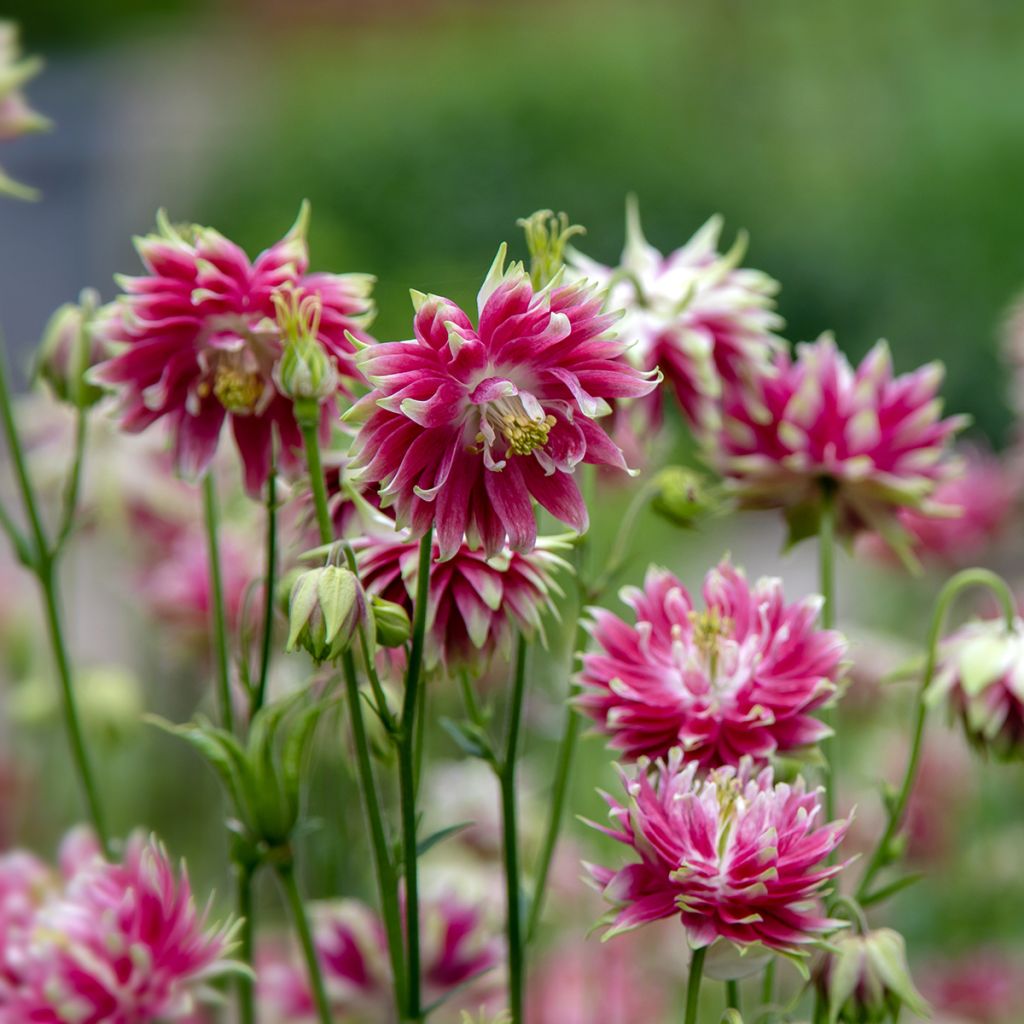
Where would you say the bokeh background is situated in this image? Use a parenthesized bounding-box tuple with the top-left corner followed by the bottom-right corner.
(3, 2, 1024, 1020)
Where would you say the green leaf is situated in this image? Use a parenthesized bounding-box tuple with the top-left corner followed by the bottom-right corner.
(416, 821, 475, 858)
(440, 717, 495, 763)
(861, 872, 926, 908)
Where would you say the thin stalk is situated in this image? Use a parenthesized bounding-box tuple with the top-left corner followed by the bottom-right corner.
(587, 477, 658, 599)
(202, 473, 234, 733)
(761, 960, 775, 1006)
(341, 650, 407, 1015)
(726, 979, 740, 1014)
(0, 498, 30, 566)
(856, 567, 1016, 903)
(254, 467, 278, 713)
(685, 947, 706, 1024)
(55, 404, 87, 548)
(235, 864, 256, 1024)
(277, 860, 333, 1024)
(818, 481, 837, 823)
(500, 635, 529, 1024)
(398, 531, 434, 1022)
(300, 422, 334, 545)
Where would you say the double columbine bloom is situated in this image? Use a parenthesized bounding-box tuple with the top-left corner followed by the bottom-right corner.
(348, 245, 659, 559)
(91, 204, 376, 495)
(567, 200, 784, 431)
(578, 559, 844, 767)
(586, 753, 848, 958)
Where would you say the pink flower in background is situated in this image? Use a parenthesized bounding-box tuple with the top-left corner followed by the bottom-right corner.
(92, 204, 376, 495)
(356, 531, 571, 672)
(859, 447, 1016, 567)
(568, 199, 783, 430)
(919, 951, 1024, 1024)
(0, 850, 53, 997)
(577, 560, 844, 767)
(586, 753, 848, 955)
(349, 245, 659, 559)
(711, 334, 965, 542)
(2, 834, 238, 1023)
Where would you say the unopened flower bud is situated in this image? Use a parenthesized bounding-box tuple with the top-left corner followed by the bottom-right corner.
(286, 565, 367, 663)
(372, 596, 411, 648)
(815, 928, 928, 1023)
(35, 288, 105, 407)
(272, 286, 338, 417)
(77, 665, 143, 745)
(650, 466, 718, 527)
(517, 209, 585, 290)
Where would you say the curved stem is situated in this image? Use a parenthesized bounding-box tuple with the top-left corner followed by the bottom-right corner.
(500, 635, 529, 1024)
(300, 422, 334, 545)
(856, 567, 1016, 902)
(685, 946, 706, 1024)
(587, 477, 657, 599)
(761, 960, 776, 1007)
(235, 864, 256, 1024)
(341, 650, 407, 1015)
(398, 531, 433, 1022)
(254, 467, 278, 714)
(202, 473, 234, 734)
(818, 481, 837, 824)
(725, 979, 740, 1014)
(55, 405, 88, 548)
(277, 860, 333, 1024)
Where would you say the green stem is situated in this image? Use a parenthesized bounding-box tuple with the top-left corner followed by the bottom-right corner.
(0, 498, 30, 566)
(458, 669, 485, 728)
(725, 979, 740, 1014)
(761, 960, 775, 1007)
(398, 531, 433, 1022)
(300, 422, 334, 545)
(341, 649, 407, 1016)
(588, 477, 658, 598)
(55, 405, 88, 549)
(685, 947, 706, 1024)
(235, 864, 256, 1024)
(277, 860, 333, 1024)
(254, 467, 278, 714)
(855, 567, 1016, 903)
(818, 481, 837, 824)
(202, 473, 234, 733)
(500, 635, 529, 1024)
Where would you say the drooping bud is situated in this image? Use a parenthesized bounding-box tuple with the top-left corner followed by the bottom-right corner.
(34, 288, 106, 408)
(649, 466, 725, 528)
(371, 595, 411, 648)
(272, 285, 338, 423)
(286, 565, 368, 664)
(815, 928, 928, 1023)
(517, 209, 585, 290)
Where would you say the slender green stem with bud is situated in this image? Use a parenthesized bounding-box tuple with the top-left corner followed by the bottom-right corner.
(856, 567, 1017, 903)
(254, 466, 278, 713)
(277, 859, 333, 1024)
(0, 330, 110, 857)
(300, 421, 334, 544)
(685, 947, 706, 1024)
(202, 473, 234, 734)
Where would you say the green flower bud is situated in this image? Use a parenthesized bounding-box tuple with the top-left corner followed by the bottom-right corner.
(271, 285, 338, 412)
(650, 466, 721, 528)
(372, 596, 411, 648)
(77, 665, 144, 745)
(286, 565, 367, 664)
(34, 288, 105, 408)
(517, 209, 585, 290)
(815, 928, 929, 1023)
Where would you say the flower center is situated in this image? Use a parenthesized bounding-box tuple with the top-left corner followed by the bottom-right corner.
(689, 608, 733, 679)
(211, 361, 264, 414)
(481, 395, 556, 457)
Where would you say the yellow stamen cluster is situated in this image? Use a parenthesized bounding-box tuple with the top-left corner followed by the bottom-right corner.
(688, 608, 734, 677)
(500, 411, 557, 456)
(211, 363, 263, 413)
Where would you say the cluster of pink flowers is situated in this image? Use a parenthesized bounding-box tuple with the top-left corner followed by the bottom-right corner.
(92, 205, 376, 496)
(0, 830, 237, 1023)
(578, 558, 844, 766)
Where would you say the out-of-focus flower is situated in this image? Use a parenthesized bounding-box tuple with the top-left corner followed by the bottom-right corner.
(814, 928, 928, 1023)
(711, 335, 965, 547)
(926, 616, 1024, 759)
(348, 244, 659, 560)
(34, 288, 109, 408)
(586, 753, 848, 960)
(76, 665, 145, 745)
(858, 448, 1017, 568)
(91, 204, 376, 495)
(286, 564, 368, 664)
(356, 531, 570, 672)
(1, 833, 239, 1023)
(568, 198, 783, 431)
(0, 849, 53, 997)
(0, 21, 50, 199)
(577, 560, 844, 767)
(918, 951, 1024, 1024)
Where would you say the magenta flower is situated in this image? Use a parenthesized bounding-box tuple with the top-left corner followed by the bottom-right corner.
(711, 335, 966, 542)
(0, 850, 53, 998)
(2, 834, 238, 1024)
(356, 530, 571, 672)
(577, 560, 844, 767)
(348, 245, 659, 559)
(92, 204, 376, 495)
(585, 753, 848, 957)
(568, 200, 783, 430)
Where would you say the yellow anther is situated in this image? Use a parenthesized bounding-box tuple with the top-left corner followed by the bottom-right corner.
(500, 412, 556, 456)
(212, 363, 263, 413)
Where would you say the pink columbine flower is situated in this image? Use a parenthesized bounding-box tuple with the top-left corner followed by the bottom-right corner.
(91, 204, 376, 496)
(919, 951, 1024, 1024)
(711, 334, 966, 543)
(356, 531, 571, 672)
(859, 447, 1017, 568)
(577, 559, 844, 767)
(585, 753, 848, 958)
(926, 616, 1024, 759)
(2, 834, 238, 1024)
(348, 244, 659, 560)
(0, 850, 53, 997)
(567, 199, 784, 431)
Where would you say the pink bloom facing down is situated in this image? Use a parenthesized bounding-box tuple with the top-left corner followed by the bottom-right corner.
(586, 753, 848, 955)
(711, 334, 966, 540)
(1, 834, 238, 1024)
(577, 560, 844, 768)
(92, 204, 376, 496)
(568, 201, 784, 431)
(356, 531, 570, 673)
(349, 245, 659, 560)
